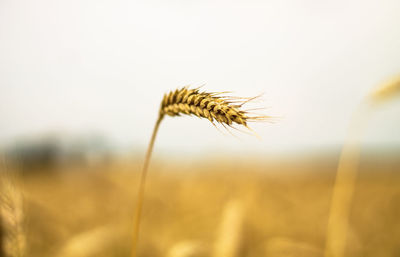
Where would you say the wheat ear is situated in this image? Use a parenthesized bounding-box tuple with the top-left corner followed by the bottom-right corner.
(130, 86, 269, 257)
(0, 159, 26, 257)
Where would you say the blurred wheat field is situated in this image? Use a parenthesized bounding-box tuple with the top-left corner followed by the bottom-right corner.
(7, 153, 400, 257)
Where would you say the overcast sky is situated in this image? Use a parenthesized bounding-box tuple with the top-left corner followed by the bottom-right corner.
(1, 0, 400, 154)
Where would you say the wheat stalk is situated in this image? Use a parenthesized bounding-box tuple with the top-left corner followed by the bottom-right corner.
(324, 75, 400, 257)
(167, 240, 205, 257)
(213, 199, 244, 257)
(130, 86, 269, 257)
(369, 75, 400, 103)
(324, 107, 366, 257)
(56, 225, 117, 257)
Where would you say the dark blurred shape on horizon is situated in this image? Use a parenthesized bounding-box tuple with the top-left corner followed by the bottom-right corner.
(1, 131, 399, 176)
(4, 133, 113, 173)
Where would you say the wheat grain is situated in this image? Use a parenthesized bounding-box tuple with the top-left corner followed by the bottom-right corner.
(131, 86, 269, 257)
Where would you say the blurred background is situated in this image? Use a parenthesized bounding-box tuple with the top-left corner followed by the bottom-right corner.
(1, 1, 400, 257)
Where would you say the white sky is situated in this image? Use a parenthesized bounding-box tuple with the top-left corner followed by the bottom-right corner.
(1, 0, 400, 154)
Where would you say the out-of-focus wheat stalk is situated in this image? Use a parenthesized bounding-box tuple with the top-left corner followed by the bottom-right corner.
(369, 75, 400, 103)
(56, 226, 117, 257)
(0, 157, 26, 257)
(167, 241, 205, 257)
(324, 108, 366, 257)
(213, 200, 244, 257)
(130, 86, 269, 257)
(325, 75, 400, 257)
(265, 237, 322, 257)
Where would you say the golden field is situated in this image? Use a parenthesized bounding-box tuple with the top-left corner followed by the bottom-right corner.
(3, 152, 399, 257)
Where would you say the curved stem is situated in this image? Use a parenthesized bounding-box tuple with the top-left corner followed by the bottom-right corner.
(131, 115, 163, 257)
(324, 105, 369, 257)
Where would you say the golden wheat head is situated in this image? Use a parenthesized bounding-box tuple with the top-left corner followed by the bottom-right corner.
(0, 178, 26, 257)
(159, 87, 269, 130)
(131, 86, 270, 257)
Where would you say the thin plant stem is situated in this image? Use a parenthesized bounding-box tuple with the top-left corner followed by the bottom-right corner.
(131, 114, 164, 257)
(324, 105, 369, 257)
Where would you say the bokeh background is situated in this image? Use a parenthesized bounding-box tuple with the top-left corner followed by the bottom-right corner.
(1, 0, 400, 154)
(1, 1, 400, 257)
